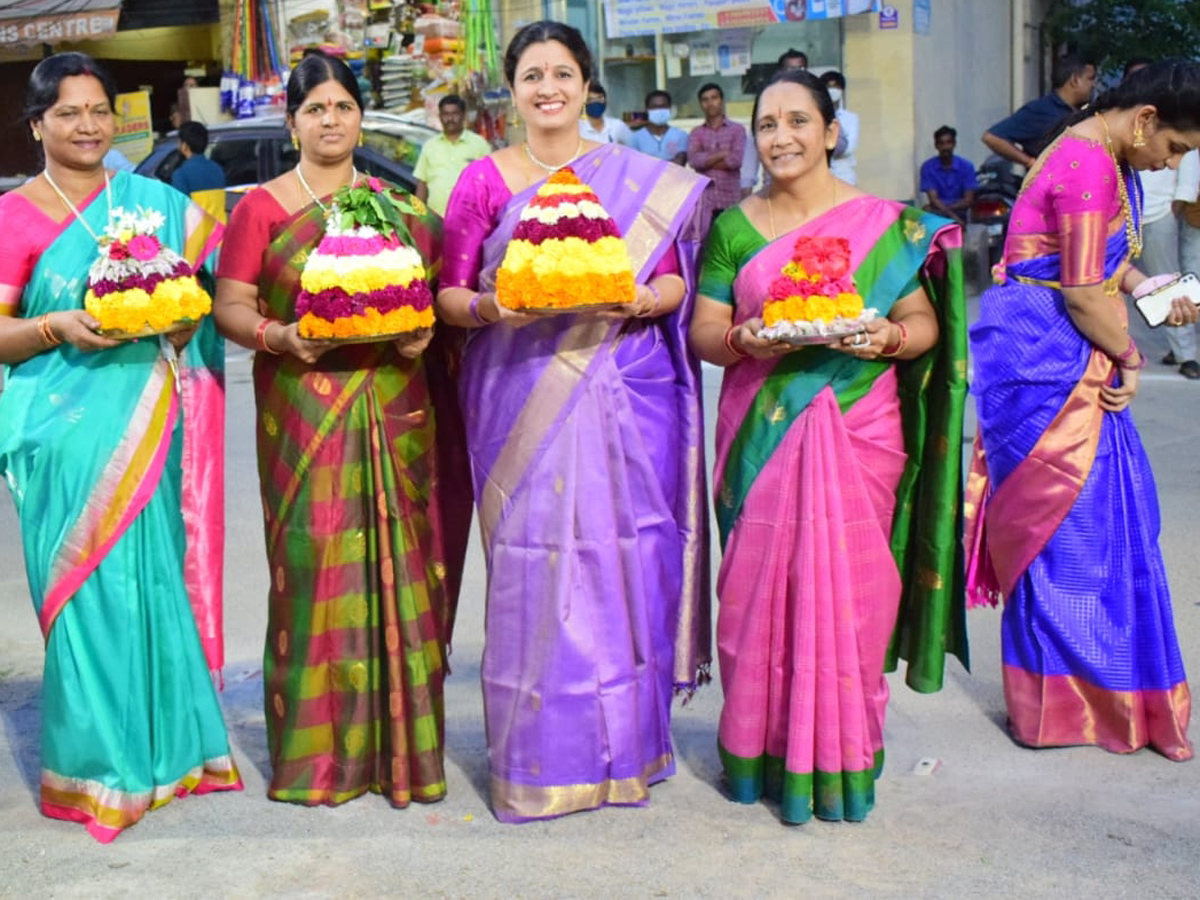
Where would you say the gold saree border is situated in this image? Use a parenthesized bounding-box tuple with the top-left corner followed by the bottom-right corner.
(490, 752, 672, 820)
(1004, 665, 1193, 761)
(41, 358, 176, 638)
(980, 347, 1111, 597)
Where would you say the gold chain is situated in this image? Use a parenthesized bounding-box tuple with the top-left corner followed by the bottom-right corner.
(1098, 114, 1143, 258)
(43, 167, 111, 244)
(765, 178, 839, 240)
(295, 163, 358, 213)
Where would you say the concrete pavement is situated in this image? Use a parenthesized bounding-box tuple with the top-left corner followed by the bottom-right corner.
(1, 308, 1198, 898)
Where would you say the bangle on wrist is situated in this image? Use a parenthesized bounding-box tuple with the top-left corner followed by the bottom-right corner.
(255, 318, 283, 354)
(723, 324, 748, 360)
(468, 292, 493, 326)
(643, 283, 662, 317)
(1112, 337, 1145, 370)
(880, 321, 908, 358)
(37, 313, 63, 348)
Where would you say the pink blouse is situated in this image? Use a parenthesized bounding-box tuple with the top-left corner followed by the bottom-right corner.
(1003, 133, 1128, 287)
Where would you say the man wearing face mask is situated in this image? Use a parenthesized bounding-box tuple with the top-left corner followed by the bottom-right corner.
(630, 90, 688, 165)
(820, 70, 858, 184)
(580, 81, 632, 146)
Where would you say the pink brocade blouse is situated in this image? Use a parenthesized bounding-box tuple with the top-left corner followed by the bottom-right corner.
(1002, 133, 1130, 287)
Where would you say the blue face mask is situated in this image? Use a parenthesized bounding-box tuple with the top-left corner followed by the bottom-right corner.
(647, 108, 671, 126)
(586, 101, 606, 118)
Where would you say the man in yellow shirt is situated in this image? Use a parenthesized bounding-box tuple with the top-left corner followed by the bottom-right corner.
(414, 94, 491, 216)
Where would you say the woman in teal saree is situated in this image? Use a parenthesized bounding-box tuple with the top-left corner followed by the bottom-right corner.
(0, 54, 240, 843)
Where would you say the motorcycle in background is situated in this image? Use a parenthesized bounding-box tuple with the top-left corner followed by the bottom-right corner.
(970, 155, 1023, 265)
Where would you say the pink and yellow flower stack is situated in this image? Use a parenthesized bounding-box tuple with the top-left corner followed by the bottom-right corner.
(496, 167, 635, 312)
(296, 177, 433, 340)
(759, 235, 872, 341)
(84, 207, 211, 337)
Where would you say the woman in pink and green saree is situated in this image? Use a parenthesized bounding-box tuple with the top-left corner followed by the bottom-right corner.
(214, 52, 463, 809)
(0, 54, 240, 843)
(691, 71, 968, 825)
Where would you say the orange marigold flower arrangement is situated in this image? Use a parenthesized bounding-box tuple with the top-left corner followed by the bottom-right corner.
(495, 166, 636, 312)
(759, 235, 876, 341)
(83, 206, 211, 338)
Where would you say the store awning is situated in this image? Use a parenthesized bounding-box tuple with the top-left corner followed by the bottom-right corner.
(0, 0, 123, 48)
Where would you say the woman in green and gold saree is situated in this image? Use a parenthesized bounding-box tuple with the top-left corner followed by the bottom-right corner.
(214, 52, 464, 808)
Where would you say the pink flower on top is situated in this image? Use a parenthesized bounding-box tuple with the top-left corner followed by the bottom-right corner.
(368, 176, 384, 193)
(128, 234, 161, 261)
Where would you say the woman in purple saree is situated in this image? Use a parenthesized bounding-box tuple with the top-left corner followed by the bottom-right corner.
(966, 62, 1200, 759)
(437, 22, 710, 822)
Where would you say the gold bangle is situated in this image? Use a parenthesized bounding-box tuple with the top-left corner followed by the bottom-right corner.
(38, 313, 62, 348)
(880, 321, 908, 358)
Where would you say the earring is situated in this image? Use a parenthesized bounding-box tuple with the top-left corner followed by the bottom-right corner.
(32, 130, 41, 142)
(358, 132, 364, 147)
(1133, 125, 1146, 148)
(291, 133, 299, 150)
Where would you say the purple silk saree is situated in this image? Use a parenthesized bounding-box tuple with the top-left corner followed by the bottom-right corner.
(967, 134, 1192, 759)
(441, 144, 711, 821)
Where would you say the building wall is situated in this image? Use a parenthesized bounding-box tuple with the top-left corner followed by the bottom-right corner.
(844, 0, 1014, 201)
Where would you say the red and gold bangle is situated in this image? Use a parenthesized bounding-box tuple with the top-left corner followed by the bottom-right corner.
(723, 324, 748, 360)
(1112, 337, 1145, 370)
(255, 318, 283, 354)
(37, 313, 62, 348)
(880, 321, 908, 358)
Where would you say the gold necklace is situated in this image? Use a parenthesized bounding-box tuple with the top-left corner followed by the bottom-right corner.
(295, 163, 358, 213)
(766, 178, 839, 240)
(523, 138, 584, 173)
(43, 167, 112, 243)
(1097, 114, 1143, 258)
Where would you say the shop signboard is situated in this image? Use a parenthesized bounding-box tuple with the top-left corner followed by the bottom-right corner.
(603, 0, 880, 39)
(113, 90, 154, 164)
(0, 0, 122, 47)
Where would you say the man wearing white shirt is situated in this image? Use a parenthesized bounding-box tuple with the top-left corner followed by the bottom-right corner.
(820, 70, 858, 184)
(1172, 149, 1200, 376)
(579, 81, 632, 146)
(1140, 165, 1197, 377)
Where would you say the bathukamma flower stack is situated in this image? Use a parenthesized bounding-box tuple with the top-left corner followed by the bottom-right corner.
(759, 235, 874, 341)
(296, 176, 433, 340)
(496, 166, 635, 312)
(84, 207, 211, 337)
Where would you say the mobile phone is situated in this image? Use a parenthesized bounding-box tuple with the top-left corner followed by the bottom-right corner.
(1135, 272, 1200, 328)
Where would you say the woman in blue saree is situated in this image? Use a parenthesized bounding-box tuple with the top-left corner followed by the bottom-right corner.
(436, 22, 711, 822)
(0, 53, 240, 842)
(966, 61, 1200, 759)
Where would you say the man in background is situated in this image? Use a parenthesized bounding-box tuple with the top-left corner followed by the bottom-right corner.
(688, 83, 746, 227)
(413, 94, 490, 216)
(171, 122, 225, 194)
(580, 81, 632, 146)
(778, 48, 808, 71)
(820, 69, 858, 184)
(1172, 148, 1200, 378)
(630, 90, 688, 165)
(982, 53, 1096, 169)
(919, 126, 977, 226)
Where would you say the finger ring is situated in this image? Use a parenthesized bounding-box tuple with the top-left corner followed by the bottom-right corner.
(853, 333, 869, 348)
